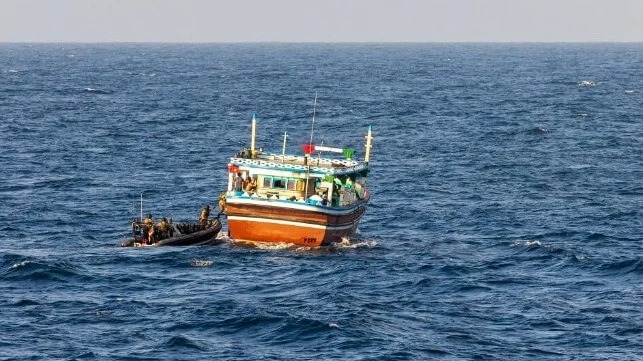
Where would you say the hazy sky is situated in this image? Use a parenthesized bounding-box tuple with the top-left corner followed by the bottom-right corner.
(1, 0, 642, 42)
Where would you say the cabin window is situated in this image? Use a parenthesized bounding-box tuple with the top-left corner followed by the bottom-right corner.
(262, 177, 303, 190)
(273, 178, 287, 189)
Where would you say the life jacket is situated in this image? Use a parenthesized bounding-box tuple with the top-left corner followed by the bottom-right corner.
(157, 221, 168, 232)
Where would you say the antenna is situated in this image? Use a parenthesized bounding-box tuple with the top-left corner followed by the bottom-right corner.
(140, 193, 143, 221)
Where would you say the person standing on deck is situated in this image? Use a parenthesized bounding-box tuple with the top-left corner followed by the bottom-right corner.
(245, 176, 257, 194)
(218, 192, 227, 214)
(156, 217, 169, 240)
(234, 172, 244, 192)
(199, 205, 211, 228)
(143, 214, 154, 243)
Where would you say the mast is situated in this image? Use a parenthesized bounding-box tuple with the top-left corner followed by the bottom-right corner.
(364, 125, 373, 164)
(281, 131, 288, 163)
(305, 94, 317, 198)
(140, 193, 143, 221)
(251, 113, 257, 154)
(309, 92, 317, 147)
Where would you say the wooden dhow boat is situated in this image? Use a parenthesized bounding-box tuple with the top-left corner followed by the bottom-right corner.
(222, 112, 373, 247)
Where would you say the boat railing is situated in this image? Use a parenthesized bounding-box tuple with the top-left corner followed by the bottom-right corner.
(228, 184, 366, 208)
(230, 156, 367, 175)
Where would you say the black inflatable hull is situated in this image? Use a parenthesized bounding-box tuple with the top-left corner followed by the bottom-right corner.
(121, 219, 222, 247)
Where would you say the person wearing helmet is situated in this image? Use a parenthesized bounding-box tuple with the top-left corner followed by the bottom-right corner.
(156, 217, 169, 240)
(143, 214, 154, 243)
(199, 205, 211, 228)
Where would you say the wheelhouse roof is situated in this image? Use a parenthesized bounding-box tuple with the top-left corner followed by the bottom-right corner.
(229, 153, 368, 176)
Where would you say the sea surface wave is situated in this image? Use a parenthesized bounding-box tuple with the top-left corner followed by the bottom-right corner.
(0, 43, 641, 360)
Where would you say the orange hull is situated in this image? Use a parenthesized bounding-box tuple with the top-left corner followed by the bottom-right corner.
(228, 218, 360, 247)
(226, 198, 368, 247)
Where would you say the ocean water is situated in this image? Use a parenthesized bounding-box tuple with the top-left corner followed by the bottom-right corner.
(0, 43, 641, 360)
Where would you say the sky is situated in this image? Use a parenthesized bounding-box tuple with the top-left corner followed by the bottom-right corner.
(1, 0, 642, 43)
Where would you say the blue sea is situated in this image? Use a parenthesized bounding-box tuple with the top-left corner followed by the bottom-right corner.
(0, 43, 641, 360)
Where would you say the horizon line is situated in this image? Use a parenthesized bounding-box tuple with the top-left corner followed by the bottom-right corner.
(2, 40, 643, 45)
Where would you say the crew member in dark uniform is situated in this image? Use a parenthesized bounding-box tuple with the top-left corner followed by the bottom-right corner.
(218, 192, 227, 214)
(143, 214, 154, 243)
(199, 205, 211, 228)
(156, 217, 169, 240)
